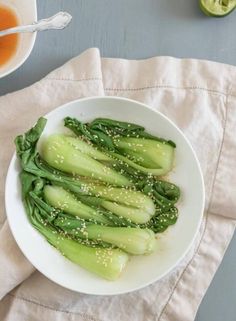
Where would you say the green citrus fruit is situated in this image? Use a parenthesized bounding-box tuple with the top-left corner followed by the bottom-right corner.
(200, 0, 236, 17)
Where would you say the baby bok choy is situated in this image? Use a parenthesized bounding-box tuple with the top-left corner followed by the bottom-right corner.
(44, 184, 155, 224)
(64, 117, 176, 176)
(43, 185, 110, 224)
(54, 214, 156, 255)
(46, 235, 129, 280)
(112, 137, 174, 176)
(41, 134, 131, 187)
(31, 213, 129, 280)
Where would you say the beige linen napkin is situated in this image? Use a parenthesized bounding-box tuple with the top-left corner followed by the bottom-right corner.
(0, 48, 235, 321)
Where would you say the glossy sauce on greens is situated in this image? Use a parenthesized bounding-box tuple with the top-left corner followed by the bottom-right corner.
(0, 5, 19, 67)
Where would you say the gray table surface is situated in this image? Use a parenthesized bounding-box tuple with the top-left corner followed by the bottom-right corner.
(1, 1, 236, 320)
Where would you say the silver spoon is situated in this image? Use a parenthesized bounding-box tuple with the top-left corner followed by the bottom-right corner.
(0, 11, 72, 37)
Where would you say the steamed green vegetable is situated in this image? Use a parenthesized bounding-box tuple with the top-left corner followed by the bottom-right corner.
(81, 184, 156, 224)
(47, 236, 129, 280)
(54, 214, 156, 255)
(64, 117, 175, 176)
(44, 185, 110, 224)
(81, 225, 156, 255)
(41, 134, 131, 187)
(15, 116, 181, 280)
(44, 184, 155, 224)
(112, 137, 174, 175)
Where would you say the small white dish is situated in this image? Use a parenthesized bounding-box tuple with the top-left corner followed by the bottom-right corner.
(0, 0, 37, 78)
(5, 97, 205, 295)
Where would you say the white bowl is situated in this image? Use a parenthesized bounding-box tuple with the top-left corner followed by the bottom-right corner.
(0, 0, 37, 78)
(5, 97, 205, 295)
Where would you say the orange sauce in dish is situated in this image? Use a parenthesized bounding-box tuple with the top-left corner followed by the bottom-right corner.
(0, 5, 19, 67)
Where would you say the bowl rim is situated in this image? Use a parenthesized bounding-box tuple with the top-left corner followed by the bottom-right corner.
(5, 96, 205, 295)
(0, 0, 37, 79)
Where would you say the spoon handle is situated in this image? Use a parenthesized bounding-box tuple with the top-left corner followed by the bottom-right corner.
(0, 12, 72, 37)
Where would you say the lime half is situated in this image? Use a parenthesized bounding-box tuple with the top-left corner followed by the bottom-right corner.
(200, 0, 236, 17)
